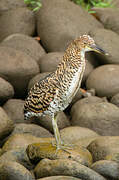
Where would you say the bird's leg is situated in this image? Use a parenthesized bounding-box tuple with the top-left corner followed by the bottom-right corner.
(52, 114, 63, 150)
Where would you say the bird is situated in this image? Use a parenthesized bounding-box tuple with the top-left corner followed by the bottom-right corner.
(24, 35, 107, 151)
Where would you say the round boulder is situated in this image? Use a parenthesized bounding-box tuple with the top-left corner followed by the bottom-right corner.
(0, 0, 26, 13)
(90, 28, 119, 64)
(38, 52, 64, 72)
(3, 99, 25, 124)
(0, 107, 14, 140)
(0, 7, 35, 42)
(1, 34, 46, 62)
(110, 92, 119, 107)
(86, 64, 119, 97)
(60, 126, 99, 144)
(71, 101, 119, 135)
(11, 123, 52, 138)
(36, 0, 102, 52)
(37, 176, 81, 180)
(91, 160, 119, 179)
(0, 77, 14, 104)
(0, 47, 39, 97)
(34, 159, 106, 180)
(0, 161, 34, 180)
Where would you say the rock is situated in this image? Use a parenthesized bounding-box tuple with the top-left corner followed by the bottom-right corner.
(82, 60, 94, 83)
(28, 72, 51, 91)
(1, 34, 46, 62)
(0, 0, 26, 13)
(2, 134, 51, 153)
(93, 8, 119, 35)
(36, 0, 102, 52)
(0, 161, 34, 180)
(112, 0, 119, 7)
(91, 160, 119, 179)
(0, 107, 14, 140)
(110, 92, 119, 107)
(86, 64, 119, 97)
(0, 148, 33, 170)
(60, 126, 99, 144)
(34, 159, 106, 180)
(0, 7, 35, 42)
(11, 123, 53, 138)
(37, 176, 81, 180)
(38, 52, 64, 72)
(90, 28, 119, 64)
(3, 99, 25, 124)
(87, 136, 119, 162)
(75, 137, 101, 148)
(71, 101, 119, 136)
(0, 77, 14, 104)
(36, 112, 70, 133)
(0, 47, 39, 97)
(27, 142, 92, 167)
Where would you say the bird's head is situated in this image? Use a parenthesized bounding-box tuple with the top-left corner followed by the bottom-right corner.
(75, 35, 108, 55)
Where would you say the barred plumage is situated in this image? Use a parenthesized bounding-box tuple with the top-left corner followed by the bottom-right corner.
(24, 35, 107, 150)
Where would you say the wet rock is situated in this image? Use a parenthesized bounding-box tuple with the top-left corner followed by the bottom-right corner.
(38, 52, 64, 72)
(0, 8, 35, 42)
(110, 92, 119, 107)
(0, 148, 33, 170)
(37, 176, 81, 180)
(36, 112, 70, 133)
(1, 34, 46, 62)
(93, 8, 119, 35)
(0, 107, 14, 140)
(90, 28, 119, 64)
(3, 99, 25, 124)
(34, 159, 106, 179)
(2, 134, 51, 153)
(0, 47, 39, 97)
(0, 77, 14, 104)
(60, 126, 99, 144)
(27, 142, 92, 167)
(71, 101, 119, 135)
(28, 72, 51, 91)
(11, 123, 53, 138)
(87, 136, 119, 162)
(91, 160, 119, 179)
(36, 0, 102, 52)
(0, 161, 34, 180)
(0, 0, 26, 13)
(86, 64, 119, 97)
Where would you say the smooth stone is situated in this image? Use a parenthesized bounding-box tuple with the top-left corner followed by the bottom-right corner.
(90, 29, 119, 64)
(3, 99, 25, 124)
(75, 137, 101, 148)
(26, 142, 92, 167)
(86, 64, 119, 97)
(36, 0, 102, 52)
(37, 176, 81, 180)
(91, 160, 119, 179)
(34, 159, 106, 180)
(87, 136, 119, 162)
(71, 101, 119, 136)
(28, 72, 51, 91)
(0, 107, 14, 140)
(11, 123, 53, 138)
(38, 52, 64, 72)
(110, 92, 119, 107)
(0, 161, 34, 180)
(60, 126, 99, 144)
(2, 134, 53, 153)
(1, 33, 46, 62)
(0, 148, 33, 170)
(0, 47, 39, 97)
(36, 112, 70, 133)
(82, 59, 94, 83)
(0, 77, 14, 104)
(0, 8, 35, 41)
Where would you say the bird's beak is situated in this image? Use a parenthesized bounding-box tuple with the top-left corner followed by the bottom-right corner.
(90, 44, 109, 56)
